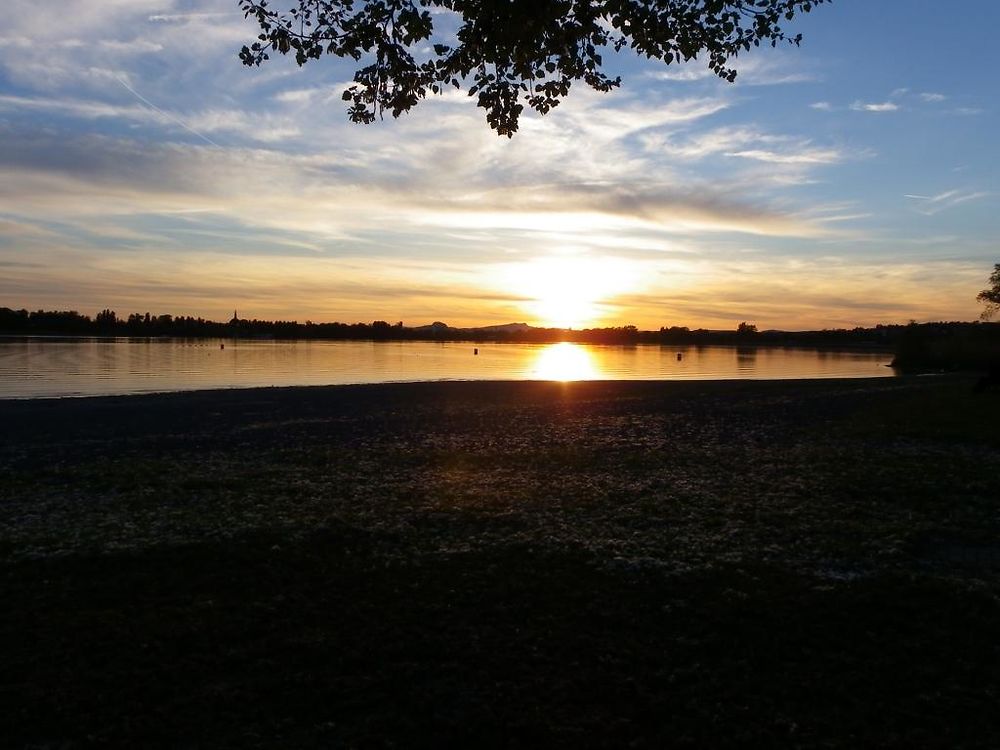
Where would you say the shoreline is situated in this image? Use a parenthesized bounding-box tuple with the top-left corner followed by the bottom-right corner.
(0, 374, 910, 419)
(0, 368, 902, 404)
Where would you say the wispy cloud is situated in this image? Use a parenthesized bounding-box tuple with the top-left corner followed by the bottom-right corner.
(824, 88, 954, 114)
(148, 12, 235, 24)
(726, 147, 843, 165)
(0, 89, 302, 146)
(0, 120, 836, 256)
(904, 189, 990, 215)
(273, 87, 336, 104)
(0, 92, 152, 120)
(0, 216, 66, 241)
(611, 257, 991, 329)
(99, 38, 163, 54)
(417, 183, 832, 239)
(648, 53, 817, 86)
(831, 89, 962, 115)
(640, 126, 851, 170)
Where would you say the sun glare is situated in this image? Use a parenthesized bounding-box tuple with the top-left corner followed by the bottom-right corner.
(532, 342, 600, 381)
(502, 256, 639, 329)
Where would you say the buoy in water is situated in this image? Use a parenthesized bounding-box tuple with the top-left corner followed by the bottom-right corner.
(474, 348, 479, 355)
(676, 352, 682, 361)
(221, 343, 225, 350)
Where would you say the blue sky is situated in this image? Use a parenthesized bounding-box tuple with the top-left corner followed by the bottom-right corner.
(0, 0, 997, 329)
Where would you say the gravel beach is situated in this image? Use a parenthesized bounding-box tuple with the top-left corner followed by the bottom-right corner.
(2, 377, 999, 747)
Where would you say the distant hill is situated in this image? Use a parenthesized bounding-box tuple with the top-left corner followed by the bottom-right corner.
(465, 322, 533, 333)
(411, 322, 533, 333)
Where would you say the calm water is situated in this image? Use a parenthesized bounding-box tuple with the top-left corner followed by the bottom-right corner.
(0, 337, 896, 399)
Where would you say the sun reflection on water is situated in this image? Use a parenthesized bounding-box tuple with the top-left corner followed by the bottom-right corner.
(531, 342, 600, 381)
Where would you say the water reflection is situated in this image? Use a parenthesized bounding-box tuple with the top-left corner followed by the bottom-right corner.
(736, 346, 757, 373)
(0, 338, 896, 399)
(531, 342, 600, 381)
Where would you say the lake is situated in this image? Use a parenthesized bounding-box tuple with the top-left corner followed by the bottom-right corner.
(0, 337, 896, 399)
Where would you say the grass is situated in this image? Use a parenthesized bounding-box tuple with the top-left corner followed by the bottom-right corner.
(2, 376, 999, 747)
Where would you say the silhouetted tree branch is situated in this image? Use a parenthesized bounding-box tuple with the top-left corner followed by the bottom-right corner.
(238, 0, 829, 136)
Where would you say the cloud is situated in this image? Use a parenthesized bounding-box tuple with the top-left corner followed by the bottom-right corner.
(640, 126, 851, 172)
(184, 109, 301, 142)
(0, 90, 302, 146)
(641, 125, 759, 160)
(904, 189, 990, 215)
(99, 39, 164, 54)
(648, 52, 817, 86)
(0, 93, 152, 121)
(0, 0, 247, 95)
(609, 257, 991, 329)
(0, 110, 840, 303)
(0, 243, 539, 325)
(649, 66, 716, 83)
(0, 216, 66, 241)
(148, 12, 235, 24)
(417, 183, 830, 239)
(850, 100, 899, 113)
(273, 87, 334, 104)
(832, 89, 953, 115)
(725, 147, 843, 166)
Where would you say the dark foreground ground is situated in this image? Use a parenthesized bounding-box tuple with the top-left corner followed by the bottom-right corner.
(2, 377, 999, 748)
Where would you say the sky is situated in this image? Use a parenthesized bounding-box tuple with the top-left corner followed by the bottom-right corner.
(0, 0, 997, 330)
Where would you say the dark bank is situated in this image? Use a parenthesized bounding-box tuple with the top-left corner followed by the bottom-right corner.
(3, 377, 999, 747)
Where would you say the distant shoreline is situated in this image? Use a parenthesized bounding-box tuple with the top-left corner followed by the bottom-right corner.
(0, 327, 901, 347)
(9, 304, 988, 348)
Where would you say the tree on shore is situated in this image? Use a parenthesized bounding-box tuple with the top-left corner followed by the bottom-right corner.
(239, 0, 829, 136)
(978, 263, 1000, 320)
(96, 309, 118, 326)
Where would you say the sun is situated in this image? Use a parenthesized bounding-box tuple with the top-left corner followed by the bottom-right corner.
(532, 342, 599, 381)
(503, 255, 639, 329)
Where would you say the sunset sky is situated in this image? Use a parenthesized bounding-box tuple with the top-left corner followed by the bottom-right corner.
(1, 1, 997, 330)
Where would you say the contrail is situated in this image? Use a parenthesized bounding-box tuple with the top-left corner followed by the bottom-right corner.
(114, 75, 221, 148)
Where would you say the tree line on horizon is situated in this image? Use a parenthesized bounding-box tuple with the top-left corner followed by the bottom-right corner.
(4, 305, 1000, 350)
